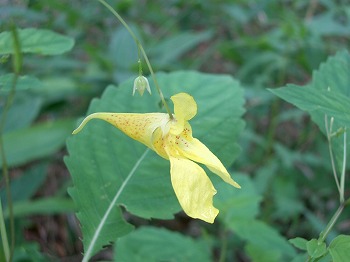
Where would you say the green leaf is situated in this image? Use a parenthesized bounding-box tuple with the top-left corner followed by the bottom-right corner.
(306, 239, 327, 258)
(1, 119, 75, 167)
(0, 163, 47, 205)
(0, 74, 43, 92)
(65, 71, 245, 259)
(0, 28, 74, 55)
(215, 173, 262, 221)
(229, 219, 296, 259)
(245, 243, 281, 262)
(1, 92, 42, 132)
(4, 197, 75, 219)
(269, 50, 350, 131)
(148, 30, 213, 67)
(269, 50, 350, 169)
(115, 226, 212, 262)
(329, 235, 350, 262)
(289, 237, 308, 251)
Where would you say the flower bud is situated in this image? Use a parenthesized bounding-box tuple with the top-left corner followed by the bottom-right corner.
(133, 76, 151, 96)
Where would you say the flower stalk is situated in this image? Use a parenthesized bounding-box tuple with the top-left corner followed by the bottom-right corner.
(98, 0, 173, 119)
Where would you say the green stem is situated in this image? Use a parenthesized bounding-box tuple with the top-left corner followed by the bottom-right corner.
(0, 24, 22, 262)
(0, 201, 9, 262)
(339, 131, 346, 203)
(325, 115, 341, 195)
(98, 0, 173, 119)
(218, 230, 228, 262)
(318, 203, 344, 243)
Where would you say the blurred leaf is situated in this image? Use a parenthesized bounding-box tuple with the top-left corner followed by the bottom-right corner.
(231, 219, 296, 259)
(329, 235, 350, 262)
(65, 71, 245, 259)
(0, 28, 74, 55)
(0, 74, 43, 92)
(289, 237, 308, 251)
(215, 174, 261, 221)
(4, 197, 75, 218)
(306, 239, 327, 258)
(245, 243, 281, 262)
(306, 10, 350, 36)
(1, 119, 75, 167)
(12, 243, 48, 262)
(2, 93, 42, 132)
(0, 163, 47, 205)
(38, 77, 78, 104)
(148, 30, 213, 67)
(115, 226, 212, 262)
(109, 25, 139, 83)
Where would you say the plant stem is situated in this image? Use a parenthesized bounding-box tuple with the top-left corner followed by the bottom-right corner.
(0, 24, 22, 262)
(0, 201, 10, 262)
(339, 131, 346, 203)
(318, 203, 344, 243)
(98, 0, 173, 119)
(325, 115, 341, 195)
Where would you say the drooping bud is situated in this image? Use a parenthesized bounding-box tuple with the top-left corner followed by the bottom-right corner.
(133, 76, 151, 96)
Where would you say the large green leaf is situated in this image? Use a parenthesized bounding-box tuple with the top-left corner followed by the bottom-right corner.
(269, 50, 350, 169)
(0, 28, 74, 55)
(65, 71, 245, 259)
(114, 226, 212, 261)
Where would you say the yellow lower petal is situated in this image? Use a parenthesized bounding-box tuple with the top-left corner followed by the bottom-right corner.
(178, 137, 241, 188)
(169, 156, 219, 223)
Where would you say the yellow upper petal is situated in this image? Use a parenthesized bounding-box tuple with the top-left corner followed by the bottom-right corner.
(169, 155, 219, 223)
(72, 112, 169, 149)
(170, 93, 197, 135)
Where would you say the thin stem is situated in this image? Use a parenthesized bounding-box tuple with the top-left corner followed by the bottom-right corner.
(339, 131, 346, 203)
(325, 115, 341, 194)
(218, 230, 228, 262)
(0, 25, 22, 262)
(318, 203, 344, 243)
(98, 0, 173, 119)
(82, 149, 149, 262)
(0, 201, 10, 262)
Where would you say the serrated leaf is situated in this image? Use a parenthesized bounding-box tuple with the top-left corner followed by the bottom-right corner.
(115, 226, 212, 262)
(306, 239, 327, 258)
(65, 71, 245, 259)
(329, 235, 350, 262)
(0, 28, 74, 55)
(269, 50, 350, 170)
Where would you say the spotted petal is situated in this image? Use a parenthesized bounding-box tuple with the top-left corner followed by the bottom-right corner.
(169, 156, 219, 223)
(72, 112, 168, 149)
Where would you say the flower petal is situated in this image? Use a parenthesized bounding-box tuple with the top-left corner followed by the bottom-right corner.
(170, 93, 197, 135)
(72, 112, 168, 149)
(175, 129, 240, 188)
(169, 155, 219, 223)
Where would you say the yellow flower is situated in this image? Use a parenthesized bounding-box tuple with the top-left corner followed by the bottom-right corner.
(72, 92, 240, 223)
